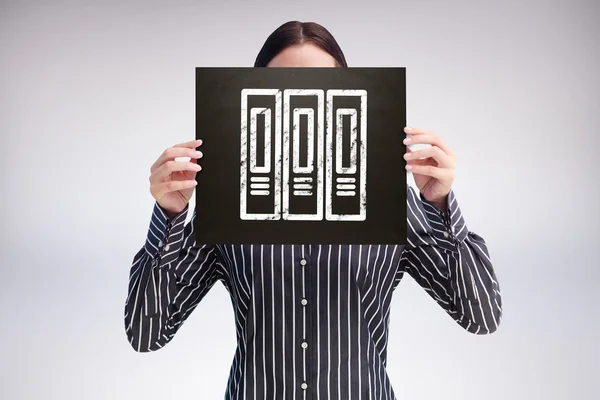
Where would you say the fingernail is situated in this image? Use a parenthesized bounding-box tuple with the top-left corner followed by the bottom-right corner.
(403, 138, 411, 144)
(405, 165, 412, 170)
(195, 151, 203, 158)
(192, 164, 201, 171)
(403, 153, 411, 159)
(405, 126, 411, 131)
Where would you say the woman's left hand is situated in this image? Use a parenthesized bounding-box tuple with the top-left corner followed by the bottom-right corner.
(403, 126, 456, 212)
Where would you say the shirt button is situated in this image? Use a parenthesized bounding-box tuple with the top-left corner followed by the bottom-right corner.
(443, 231, 449, 238)
(301, 342, 308, 349)
(158, 240, 163, 247)
(164, 244, 170, 251)
(300, 259, 307, 266)
(301, 299, 308, 306)
(301, 382, 307, 390)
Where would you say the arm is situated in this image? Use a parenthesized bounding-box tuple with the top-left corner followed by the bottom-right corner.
(399, 186, 503, 334)
(124, 202, 223, 352)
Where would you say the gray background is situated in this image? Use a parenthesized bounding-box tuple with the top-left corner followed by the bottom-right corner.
(1, 0, 598, 399)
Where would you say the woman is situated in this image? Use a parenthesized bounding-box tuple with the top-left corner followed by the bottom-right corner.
(124, 21, 502, 399)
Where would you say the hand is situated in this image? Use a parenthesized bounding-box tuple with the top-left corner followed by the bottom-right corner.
(403, 127, 455, 211)
(149, 139, 203, 218)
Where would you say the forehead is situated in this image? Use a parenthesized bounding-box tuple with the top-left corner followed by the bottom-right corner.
(267, 43, 337, 68)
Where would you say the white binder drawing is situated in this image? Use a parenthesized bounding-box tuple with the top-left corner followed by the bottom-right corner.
(240, 88, 282, 220)
(240, 88, 367, 221)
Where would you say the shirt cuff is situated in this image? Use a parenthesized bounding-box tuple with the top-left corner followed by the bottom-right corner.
(144, 203, 189, 260)
(419, 190, 469, 251)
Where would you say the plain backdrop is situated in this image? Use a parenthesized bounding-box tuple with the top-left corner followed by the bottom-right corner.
(1, 0, 599, 399)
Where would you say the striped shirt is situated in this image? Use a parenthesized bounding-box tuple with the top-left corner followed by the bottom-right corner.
(124, 185, 502, 399)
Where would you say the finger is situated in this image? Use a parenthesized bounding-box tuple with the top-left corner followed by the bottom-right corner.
(151, 179, 198, 199)
(406, 164, 453, 181)
(405, 156, 435, 168)
(404, 126, 432, 135)
(405, 147, 428, 163)
(405, 140, 432, 154)
(403, 133, 453, 156)
(151, 146, 204, 173)
(404, 145, 455, 169)
(151, 160, 202, 183)
(173, 139, 203, 148)
(182, 157, 201, 179)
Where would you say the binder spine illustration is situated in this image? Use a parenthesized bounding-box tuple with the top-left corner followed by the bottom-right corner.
(240, 89, 282, 220)
(282, 89, 324, 220)
(326, 90, 368, 221)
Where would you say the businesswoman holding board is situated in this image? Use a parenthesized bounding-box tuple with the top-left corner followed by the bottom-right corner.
(124, 20, 502, 400)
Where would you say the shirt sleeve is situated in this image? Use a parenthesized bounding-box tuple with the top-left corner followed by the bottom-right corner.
(398, 186, 503, 334)
(124, 202, 224, 352)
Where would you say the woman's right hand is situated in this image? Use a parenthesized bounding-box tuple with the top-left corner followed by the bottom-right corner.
(149, 139, 203, 218)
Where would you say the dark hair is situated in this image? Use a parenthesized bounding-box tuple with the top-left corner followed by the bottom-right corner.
(254, 21, 348, 67)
